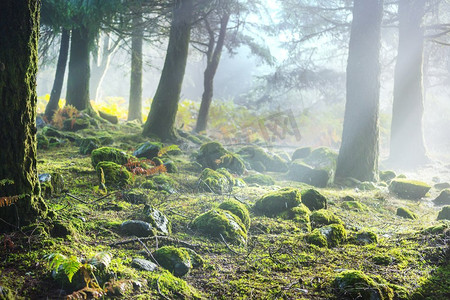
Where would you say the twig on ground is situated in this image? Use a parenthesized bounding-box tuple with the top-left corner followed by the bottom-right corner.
(219, 233, 240, 255)
(157, 274, 170, 300)
(66, 193, 89, 204)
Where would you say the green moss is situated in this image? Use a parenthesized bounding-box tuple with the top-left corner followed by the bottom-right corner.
(372, 255, 393, 266)
(218, 199, 251, 229)
(379, 170, 396, 183)
(91, 147, 130, 168)
(422, 223, 448, 234)
(389, 178, 431, 200)
(237, 145, 288, 173)
(196, 142, 245, 175)
(341, 201, 366, 211)
(191, 209, 247, 245)
(254, 188, 301, 216)
(437, 206, 450, 220)
(96, 161, 134, 188)
(306, 229, 328, 247)
(397, 207, 417, 220)
(152, 174, 176, 193)
(37, 133, 49, 149)
(291, 147, 312, 160)
(148, 270, 202, 299)
(198, 168, 232, 194)
(319, 224, 347, 247)
(334, 270, 394, 300)
(355, 230, 378, 244)
(63, 117, 90, 131)
(141, 180, 157, 190)
(301, 188, 327, 211)
(153, 246, 192, 277)
(310, 209, 343, 228)
(243, 174, 275, 186)
(0, 285, 14, 299)
(278, 204, 311, 232)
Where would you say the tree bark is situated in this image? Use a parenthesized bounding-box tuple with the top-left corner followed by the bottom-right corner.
(195, 13, 230, 133)
(335, 0, 383, 182)
(128, 8, 144, 122)
(66, 25, 93, 112)
(389, 0, 428, 167)
(0, 0, 48, 230)
(142, 0, 194, 140)
(45, 28, 70, 121)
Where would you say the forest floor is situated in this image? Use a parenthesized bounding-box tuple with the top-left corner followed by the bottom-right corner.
(0, 118, 449, 300)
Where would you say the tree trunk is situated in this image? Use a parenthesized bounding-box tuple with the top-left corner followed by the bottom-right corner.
(0, 0, 48, 230)
(389, 0, 428, 167)
(45, 29, 70, 121)
(128, 9, 144, 122)
(335, 0, 383, 182)
(195, 13, 230, 133)
(142, 0, 194, 140)
(66, 25, 93, 112)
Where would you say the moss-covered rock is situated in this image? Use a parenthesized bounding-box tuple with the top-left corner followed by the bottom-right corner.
(243, 174, 275, 186)
(379, 170, 396, 183)
(279, 204, 311, 232)
(334, 270, 394, 300)
(79, 138, 99, 155)
(437, 206, 450, 220)
(63, 117, 90, 131)
(98, 110, 118, 124)
(307, 224, 346, 248)
(38, 172, 65, 198)
(162, 159, 178, 173)
(142, 204, 171, 235)
(301, 188, 327, 211)
(355, 230, 378, 244)
(196, 142, 245, 175)
(396, 207, 417, 220)
(254, 188, 302, 216)
(37, 133, 49, 149)
(434, 182, 450, 190)
(96, 161, 134, 188)
(122, 190, 149, 204)
(310, 209, 343, 228)
(91, 147, 130, 168)
(372, 255, 392, 266)
(149, 270, 202, 299)
(433, 189, 450, 206)
(358, 181, 378, 191)
(287, 161, 330, 188)
(341, 201, 366, 211)
(141, 179, 157, 190)
(153, 246, 192, 277)
(191, 209, 247, 245)
(198, 168, 232, 194)
(291, 147, 312, 161)
(237, 145, 288, 172)
(133, 141, 162, 159)
(218, 199, 251, 229)
(389, 178, 431, 199)
(303, 147, 337, 178)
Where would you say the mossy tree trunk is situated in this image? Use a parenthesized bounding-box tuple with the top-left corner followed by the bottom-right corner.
(195, 13, 230, 133)
(335, 0, 383, 182)
(128, 8, 144, 122)
(0, 0, 48, 230)
(66, 25, 94, 113)
(45, 28, 70, 121)
(389, 0, 428, 167)
(142, 0, 194, 140)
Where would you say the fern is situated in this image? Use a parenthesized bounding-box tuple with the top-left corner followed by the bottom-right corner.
(89, 252, 111, 271)
(45, 253, 82, 283)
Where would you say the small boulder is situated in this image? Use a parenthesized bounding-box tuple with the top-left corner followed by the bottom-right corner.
(237, 145, 288, 172)
(131, 258, 158, 272)
(142, 205, 171, 235)
(218, 199, 251, 229)
(152, 174, 176, 193)
(291, 147, 312, 161)
(434, 182, 450, 190)
(433, 189, 450, 206)
(191, 209, 247, 245)
(307, 224, 346, 248)
(355, 230, 378, 244)
(389, 178, 431, 199)
(254, 188, 301, 216)
(198, 168, 232, 194)
(279, 204, 311, 232)
(310, 209, 343, 228)
(341, 201, 366, 211)
(243, 174, 275, 186)
(63, 117, 90, 131)
(396, 207, 417, 220)
(133, 141, 162, 159)
(288, 161, 330, 188)
(301, 188, 327, 211)
(98, 110, 119, 124)
(121, 220, 154, 237)
(153, 246, 192, 277)
(196, 142, 245, 175)
(79, 138, 99, 155)
(437, 206, 450, 221)
(303, 147, 337, 174)
(333, 270, 394, 300)
(91, 147, 130, 168)
(379, 170, 396, 183)
(39, 172, 65, 198)
(122, 190, 149, 204)
(96, 161, 134, 188)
